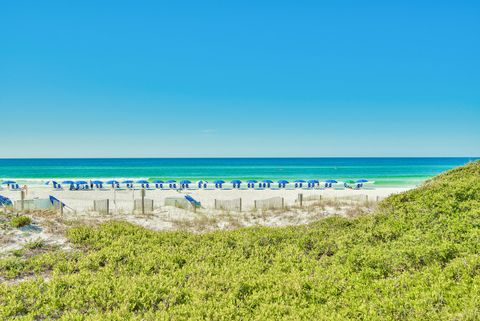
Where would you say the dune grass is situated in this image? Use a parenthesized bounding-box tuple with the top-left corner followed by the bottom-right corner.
(0, 161, 479, 320)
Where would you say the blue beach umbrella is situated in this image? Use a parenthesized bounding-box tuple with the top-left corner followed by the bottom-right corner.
(166, 180, 176, 183)
(213, 180, 225, 184)
(92, 180, 103, 185)
(308, 179, 319, 183)
(122, 180, 134, 184)
(180, 180, 192, 184)
(325, 179, 337, 183)
(152, 180, 164, 184)
(62, 180, 75, 185)
(44, 180, 58, 186)
(1, 180, 16, 185)
(197, 180, 208, 188)
(263, 180, 273, 183)
(231, 180, 242, 184)
(356, 179, 369, 183)
(246, 180, 257, 183)
(278, 180, 289, 184)
(294, 180, 306, 183)
(76, 181, 88, 185)
(106, 180, 119, 184)
(136, 180, 149, 184)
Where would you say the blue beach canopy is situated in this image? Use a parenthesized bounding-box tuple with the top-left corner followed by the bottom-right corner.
(214, 180, 225, 184)
(231, 180, 242, 184)
(136, 180, 149, 184)
(262, 179, 273, 183)
(49, 195, 65, 208)
(308, 179, 319, 183)
(0, 195, 13, 206)
(152, 180, 164, 183)
(278, 180, 289, 184)
(166, 180, 176, 183)
(294, 180, 306, 183)
(325, 179, 338, 183)
(106, 180, 119, 184)
(1, 180, 16, 185)
(246, 180, 257, 183)
(62, 180, 75, 185)
(356, 179, 369, 183)
(44, 180, 58, 185)
(76, 181, 88, 185)
(180, 180, 192, 184)
(122, 180, 133, 184)
(92, 180, 103, 184)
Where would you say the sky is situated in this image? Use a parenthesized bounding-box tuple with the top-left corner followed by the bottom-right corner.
(0, 1, 479, 157)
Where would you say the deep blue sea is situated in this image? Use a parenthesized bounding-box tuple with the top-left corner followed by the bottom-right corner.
(0, 158, 477, 187)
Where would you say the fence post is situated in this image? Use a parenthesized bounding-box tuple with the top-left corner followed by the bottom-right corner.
(298, 193, 303, 207)
(20, 190, 25, 211)
(141, 189, 145, 215)
(59, 202, 63, 216)
(214, 199, 217, 210)
(376, 196, 379, 202)
(239, 198, 242, 212)
(254, 200, 257, 209)
(106, 199, 110, 215)
(282, 197, 285, 209)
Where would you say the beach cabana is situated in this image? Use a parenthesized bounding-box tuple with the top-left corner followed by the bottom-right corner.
(106, 180, 120, 189)
(136, 180, 150, 189)
(180, 180, 192, 189)
(166, 180, 177, 189)
(246, 180, 257, 188)
(277, 180, 289, 188)
(230, 180, 242, 188)
(213, 180, 225, 188)
(197, 180, 208, 189)
(294, 180, 306, 188)
(262, 179, 273, 188)
(343, 180, 356, 188)
(1, 180, 16, 188)
(354, 179, 369, 189)
(62, 180, 75, 189)
(122, 180, 134, 189)
(92, 180, 104, 189)
(73, 181, 89, 190)
(45, 181, 62, 190)
(324, 179, 337, 188)
(152, 180, 164, 189)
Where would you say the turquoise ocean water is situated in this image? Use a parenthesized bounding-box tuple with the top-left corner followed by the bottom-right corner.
(0, 158, 477, 187)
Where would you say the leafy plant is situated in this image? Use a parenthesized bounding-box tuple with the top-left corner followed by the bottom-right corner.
(0, 161, 479, 320)
(10, 215, 31, 228)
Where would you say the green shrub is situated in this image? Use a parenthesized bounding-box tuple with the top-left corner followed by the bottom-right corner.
(10, 215, 31, 228)
(0, 161, 479, 320)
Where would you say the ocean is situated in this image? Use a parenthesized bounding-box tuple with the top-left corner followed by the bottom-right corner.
(0, 158, 477, 187)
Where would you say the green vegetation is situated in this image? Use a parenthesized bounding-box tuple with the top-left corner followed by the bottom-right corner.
(1, 161, 479, 320)
(10, 215, 31, 228)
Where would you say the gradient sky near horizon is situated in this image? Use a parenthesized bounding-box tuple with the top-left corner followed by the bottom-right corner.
(1, 1, 479, 157)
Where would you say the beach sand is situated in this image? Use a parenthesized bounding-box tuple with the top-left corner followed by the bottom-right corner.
(1, 186, 410, 213)
(1, 186, 410, 253)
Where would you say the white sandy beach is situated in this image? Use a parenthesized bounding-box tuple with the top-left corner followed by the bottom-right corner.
(1, 185, 410, 213)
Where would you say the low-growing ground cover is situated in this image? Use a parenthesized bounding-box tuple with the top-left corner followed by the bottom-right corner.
(0, 161, 479, 320)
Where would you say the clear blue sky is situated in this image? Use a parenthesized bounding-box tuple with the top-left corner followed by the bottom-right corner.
(1, 1, 479, 157)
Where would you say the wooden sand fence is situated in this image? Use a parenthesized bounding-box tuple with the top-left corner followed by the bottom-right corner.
(254, 197, 284, 210)
(214, 198, 242, 212)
